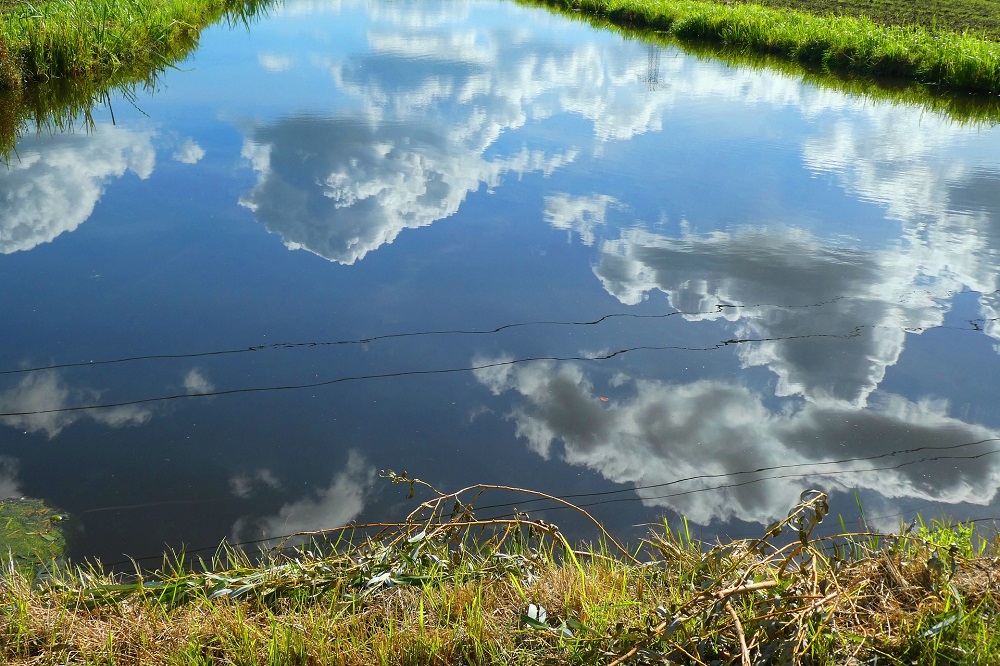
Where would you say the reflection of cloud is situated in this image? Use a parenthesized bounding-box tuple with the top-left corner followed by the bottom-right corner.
(595, 225, 941, 406)
(258, 53, 293, 72)
(242, 4, 733, 264)
(0, 457, 21, 498)
(474, 358, 1000, 526)
(183, 368, 215, 395)
(272, 0, 349, 17)
(254, 450, 375, 537)
(0, 371, 153, 439)
(800, 103, 1000, 347)
(240, 117, 573, 264)
(172, 138, 206, 164)
(0, 127, 155, 254)
(274, 0, 469, 27)
(545, 193, 617, 246)
(244, 0, 873, 265)
(229, 468, 282, 498)
(332, 31, 675, 144)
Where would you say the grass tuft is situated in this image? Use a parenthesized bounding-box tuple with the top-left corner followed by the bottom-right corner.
(0, 0, 272, 89)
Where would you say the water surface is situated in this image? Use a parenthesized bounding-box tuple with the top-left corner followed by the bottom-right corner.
(2, 0, 1000, 563)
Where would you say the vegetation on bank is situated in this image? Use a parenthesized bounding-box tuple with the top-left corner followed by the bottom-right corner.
(2, 0, 1000, 96)
(0, 0, 268, 91)
(3, 477, 1000, 665)
(1, 0, 1000, 154)
(0, 0, 269, 156)
(528, 0, 1000, 94)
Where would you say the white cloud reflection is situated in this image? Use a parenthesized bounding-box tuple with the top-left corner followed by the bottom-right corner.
(229, 468, 282, 499)
(0, 457, 22, 499)
(593, 225, 941, 407)
(172, 138, 206, 164)
(800, 104, 1000, 346)
(585, 99, 1000, 404)
(183, 368, 215, 395)
(545, 193, 617, 246)
(245, 450, 375, 538)
(240, 118, 575, 264)
(0, 127, 155, 254)
(474, 358, 1000, 526)
(0, 371, 153, 439)
(258, 53, 293, 72)
(239, 1, 694, 264)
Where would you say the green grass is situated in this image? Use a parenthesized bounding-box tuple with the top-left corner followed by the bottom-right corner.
(528, 0, 1000, 94)
(2, 479, 1000, 665)
(0, 0, 270, 91)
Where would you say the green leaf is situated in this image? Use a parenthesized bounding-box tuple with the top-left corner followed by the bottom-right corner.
(566, 617, 596, 634)
(366, 571, 392, 588)
(230, 585, 255, 599)
(923, 611, 961, 638)
(520, 614, 549, 631)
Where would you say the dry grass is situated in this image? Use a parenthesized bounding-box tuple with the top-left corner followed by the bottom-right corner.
(2, 480, 999, 665)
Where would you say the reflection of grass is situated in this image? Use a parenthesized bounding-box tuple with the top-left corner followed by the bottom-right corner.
(0, 498, 66, 566)
(0, 71, 155, 158)
(524, 0, 1000, 95)
(4, 479, 1000, 664)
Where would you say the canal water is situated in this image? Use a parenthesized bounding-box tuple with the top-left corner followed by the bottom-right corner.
(3, 0, 1000, 564)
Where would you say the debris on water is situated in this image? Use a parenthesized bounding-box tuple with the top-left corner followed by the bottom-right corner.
(0, 497, 68, 565)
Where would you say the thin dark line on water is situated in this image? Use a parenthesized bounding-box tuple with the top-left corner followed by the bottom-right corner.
(1, 299, 993, 382)
(2, 293, 940, 379)
(31, 288, 1000, 567)
(0, 311, 701, 376)
(81, 499, 225, 514)
(0, 328, 865, 417)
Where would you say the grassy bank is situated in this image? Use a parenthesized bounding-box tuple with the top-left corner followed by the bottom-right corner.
(3, 479, 1000, 664)
(0, 0, 270, 156)
(529, 0, 1000, 94)
(0, 0, 268, 91)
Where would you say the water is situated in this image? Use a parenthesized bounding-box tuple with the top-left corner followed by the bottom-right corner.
(2, 0, 1000, 564)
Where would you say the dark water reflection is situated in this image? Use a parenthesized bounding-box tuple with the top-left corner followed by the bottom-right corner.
(2, 0, 1000, 563)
